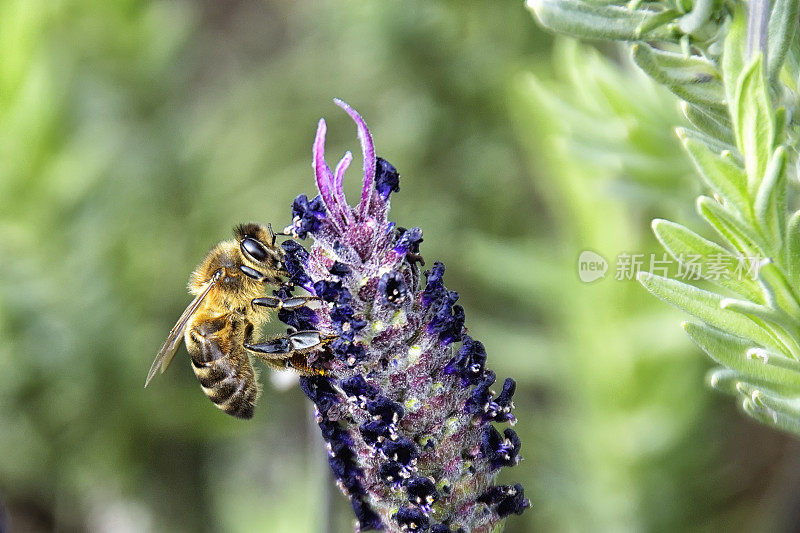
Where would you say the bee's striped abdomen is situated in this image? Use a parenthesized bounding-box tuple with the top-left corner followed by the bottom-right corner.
(187, 316, 259, 419)
(192, 354, 258, 419)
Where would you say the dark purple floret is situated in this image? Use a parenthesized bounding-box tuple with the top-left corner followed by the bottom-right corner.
(299, 375, 339, 416)
(331, 338, 368, 365)
(395, 506, 430, 532)
(406, 477, 438, 507)
(329, 455, 364, 494)
(273, 285, 294, 300)
(465, 371, 496, 416)
(489, 379, 517, 424)
(430, 525, 451, 533)
(395, 227, 423, 255)
(495, 378, 516, 407)
(329, 261, 350, 278)
(352, 499, 384, 531)
(421, 262, 447, 306)
(428, 291, 465, 345)
(271, 286, 318, 330)
(477, 484, 514, 505)
(480, 426, 521, 471)
(443, 336, 487, 387)
(313, 279, 351, 304)
(281, 240, 312, 288)
(497, 487, 529, 518)
(379, 461, 408, 486)
(472, 377, 517, 424)
(375, 157, 400, 200)
(378, 271, 409, 305)
(327, 433, 355, 458)
(360, 420, 393, 446)
(277, 305, 317, 331)
(341, 375, 380, 401)
(478, 484, 530, 518)
(382, 437, 420, 466)
(330, 304, 367, 341)
(289, 194, 326, 239)
(317, 418, 341, 442)
(366, 397, 405, 423)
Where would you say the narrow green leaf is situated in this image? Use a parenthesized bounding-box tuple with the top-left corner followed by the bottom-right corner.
(722, 5, 747, 109)
(677, 0, 715, 34)
(684, 322, 800, 392)
(652, 218, 762, 301)
(775, 106, 788, 142)
(527, 0, 675, 41)
(746, 346, 800, 373)
(635, 8, 684, 36)
(680, 132, 749, 217)
(697, 196, 767, 257)
(719, 297, 785, 325)
(736, 381, 800, 435)
(786, 211, 800, 285)
(707, 367, 743, 395)
(638, 272, 777, 347)
(679, 126, 738, 158)
(757, 261, 800, 321)
(767, 0, 800, 82)
(753, 146, 787, 249)
(632, 44, 726, 108)
(721, 291, 800, 361)
(734, 55, 775, 194)
(681, 102, 735, 146)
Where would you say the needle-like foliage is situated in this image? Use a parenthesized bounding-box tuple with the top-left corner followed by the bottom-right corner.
(529, 0, 800, 435)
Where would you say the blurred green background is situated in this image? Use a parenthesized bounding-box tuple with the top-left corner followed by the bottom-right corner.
(2, 0, 800, 532)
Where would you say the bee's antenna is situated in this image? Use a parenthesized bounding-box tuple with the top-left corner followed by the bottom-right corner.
(267, 223, 277, 246)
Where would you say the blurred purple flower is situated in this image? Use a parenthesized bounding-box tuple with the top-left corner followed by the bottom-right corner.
(282, 100, 529, 532)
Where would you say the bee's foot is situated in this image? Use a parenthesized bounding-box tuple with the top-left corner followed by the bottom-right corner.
(246, 330, 330, 356)
(252, 295, 317, 310)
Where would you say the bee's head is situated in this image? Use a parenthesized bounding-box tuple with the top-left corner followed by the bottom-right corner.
(234, 222, 280, 265)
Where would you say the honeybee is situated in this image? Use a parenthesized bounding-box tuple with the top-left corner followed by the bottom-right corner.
(145, 222, 330, 419)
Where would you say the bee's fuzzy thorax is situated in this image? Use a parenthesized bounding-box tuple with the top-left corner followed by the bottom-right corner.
(281, 101, 529, 532)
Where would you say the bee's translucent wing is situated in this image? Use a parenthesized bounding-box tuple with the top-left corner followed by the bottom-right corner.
(145, 274, 219, 387)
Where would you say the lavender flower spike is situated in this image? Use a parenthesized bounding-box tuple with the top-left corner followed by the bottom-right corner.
(283, 101, 529, 532)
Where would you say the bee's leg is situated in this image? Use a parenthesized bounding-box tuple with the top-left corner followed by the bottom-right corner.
(244, 330, 334, 375)
(246, 330, 332, 355)
(250, 353, 325, 375)
(239, 265, 283, 285)
(285, 353, 326, 375)
(251, 295, 317, 310)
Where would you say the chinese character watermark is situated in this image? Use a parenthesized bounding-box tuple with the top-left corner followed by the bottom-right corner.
(578, 250, 763, 283)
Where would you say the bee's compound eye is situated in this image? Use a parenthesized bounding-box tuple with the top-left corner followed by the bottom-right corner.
(241, 237, 269, 263)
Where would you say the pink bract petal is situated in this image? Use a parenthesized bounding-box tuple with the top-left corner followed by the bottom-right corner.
(333, 151, 355, 225)
(334, 99, 376, 221)
(312, 119, 344, 231)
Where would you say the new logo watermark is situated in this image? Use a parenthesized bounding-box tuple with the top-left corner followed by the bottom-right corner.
(577, 249, 764, 283)
(578, 250, 608, 283)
